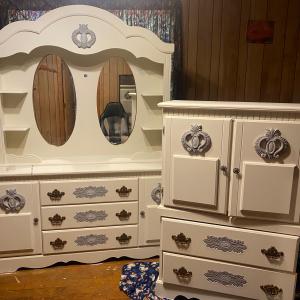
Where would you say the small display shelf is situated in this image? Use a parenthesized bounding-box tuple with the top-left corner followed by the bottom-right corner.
(0, 90, 27, 95)
(142, 126, 162, 132)
(3, 126, 30, 132)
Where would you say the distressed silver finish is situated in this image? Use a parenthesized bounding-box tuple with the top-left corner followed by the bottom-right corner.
(204, 270, 247, 287)
(151, 183, 162, 205)
(204, 236, 247, 253)
(73, 186, 108, 198)
(181, 125, 211, 154)
(75, 234, 108, 246)
(255, 129, 289, 160)
(0, 189, 25, 213)
(72, 24, 96, 49)
(74, 210, 108, 222)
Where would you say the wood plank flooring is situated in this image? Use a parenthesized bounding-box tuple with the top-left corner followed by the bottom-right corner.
(0, 258, 157, 300)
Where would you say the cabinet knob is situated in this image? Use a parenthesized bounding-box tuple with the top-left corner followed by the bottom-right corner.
(220, 165, 227, 173)
(140, 211, 145, 218)
(233, 168, 240, 175)
(33, 217, 39, 225)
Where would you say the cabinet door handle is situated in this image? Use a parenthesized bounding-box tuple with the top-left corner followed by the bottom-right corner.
(50, 238, 67, 250)
(172, 233, 191, 248)
(33, 217, 39, 225)
(173, 267, 192, 280)
(116, 186, 132, 197)
(261, 246, 284, 259)
(233, 168, 240, 175)
(49, 214, 66, 225)
(116, 209, 131, 221)
(220, 165, 227, 173)
(260, 285, 282, 296)
(47, 189, 65, 201)
(116, 233, 132, 244)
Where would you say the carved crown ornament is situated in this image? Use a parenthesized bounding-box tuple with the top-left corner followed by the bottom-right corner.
(0, 189, 25, 213)
(255, 129, 289, 160)
(72, 24, 96, 49)
(181, 124, 211, 154)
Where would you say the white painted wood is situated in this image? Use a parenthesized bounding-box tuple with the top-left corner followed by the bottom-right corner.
(138, 176, 161, 245)
(3, 126, 30, 132)
(0, 246, 159, 274)
(163, 252, 297, 300)
(40, 178, 138, 206)
(159, 100, 300, 113)
(165, 117, 232, 214)
(42, 202, 138, 230)
(43, 225, 138, 254)
(162, 218, 299, 272)
(0, 182, 42, 257)
(239, 162, 295, 214)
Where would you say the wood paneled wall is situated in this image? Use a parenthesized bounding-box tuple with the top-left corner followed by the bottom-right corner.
(179, 0, 300, 102)
(97, 57, 133, 117)
(33, 55, 76, 146)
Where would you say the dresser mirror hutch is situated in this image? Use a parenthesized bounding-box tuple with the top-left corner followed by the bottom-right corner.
(0, 5, 173, 272)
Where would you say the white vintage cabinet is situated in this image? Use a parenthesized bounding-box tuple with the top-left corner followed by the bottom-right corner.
(156, 101, 300, 300)
(0, 5, 173, 273)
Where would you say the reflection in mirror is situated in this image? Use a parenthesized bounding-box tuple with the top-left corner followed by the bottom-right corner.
(33, 54, 76, 146)
(97, 57, 136, 145)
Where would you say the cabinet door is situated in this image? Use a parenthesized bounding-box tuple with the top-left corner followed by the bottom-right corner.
(0, 182, 42, 257)
(164, 117, 232, 214)
(230, 121, 300, 223)
(138, 176, 162, 245)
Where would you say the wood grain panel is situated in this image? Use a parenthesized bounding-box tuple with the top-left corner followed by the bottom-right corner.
(97, 57, 133, 117)
(180, 0, 300, 103)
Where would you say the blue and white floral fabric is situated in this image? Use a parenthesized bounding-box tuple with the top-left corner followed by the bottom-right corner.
(119, 261, 169, 300)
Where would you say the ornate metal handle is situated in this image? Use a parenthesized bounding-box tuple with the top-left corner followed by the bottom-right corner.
(260, 285, 282, 296)
(172, 233, 191, 248)
(261, 246, 284, 259)
(233, 168, 240, 175)
(116, 233, 132, 244)
(49, 214, 66, 225)
(50, 238, 67, 250)
(116, 186, 132, 197)
(47, 189, 65, 201)
(116, 209, 131, 221)
(173, 267, 192, 279)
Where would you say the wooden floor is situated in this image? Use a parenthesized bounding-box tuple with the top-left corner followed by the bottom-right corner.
(0, 258, 157, 300)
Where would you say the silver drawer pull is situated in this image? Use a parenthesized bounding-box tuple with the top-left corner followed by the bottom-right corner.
(173, 267, 192, 280)
(172, 233, 191, 248)
(261, 246, 284, 259)
(261, 285, 283, 296)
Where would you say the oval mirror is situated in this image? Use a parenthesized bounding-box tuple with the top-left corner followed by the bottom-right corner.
(97, 57, 136, 145)
(33, 54, 76, 146)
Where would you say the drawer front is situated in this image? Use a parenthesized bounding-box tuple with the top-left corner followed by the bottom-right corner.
(163, 252, 296, 300)
(162, 218, 299, 272)
(43, 225, 138, 254)
(40, 178, 138, 206)
(42, 202, 138, 230)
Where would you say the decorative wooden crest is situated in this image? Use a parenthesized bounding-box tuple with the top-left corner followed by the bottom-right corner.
(255, 129, 289, 160)
(0, 189, 25, 213)
(181, 125, 211, 154)
(72, 24, 96, 49)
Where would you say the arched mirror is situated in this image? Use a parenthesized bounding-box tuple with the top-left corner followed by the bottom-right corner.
(33, 54, 76, 146)
(97, 57, 136, 145)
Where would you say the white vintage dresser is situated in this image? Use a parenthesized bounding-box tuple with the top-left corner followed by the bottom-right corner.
(0, 5, 173, 272)
(156, 101, 300, 300)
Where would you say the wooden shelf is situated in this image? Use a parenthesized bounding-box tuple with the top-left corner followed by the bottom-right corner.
(0, 90, 27, 95)
(3, 126, 30, 132)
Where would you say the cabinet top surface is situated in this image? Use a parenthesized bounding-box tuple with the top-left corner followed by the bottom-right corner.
(159, 100, 300, 113)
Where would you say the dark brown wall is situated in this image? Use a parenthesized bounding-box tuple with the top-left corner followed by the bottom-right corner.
(179, 0, 300, 102)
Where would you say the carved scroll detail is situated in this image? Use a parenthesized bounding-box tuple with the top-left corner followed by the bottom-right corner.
(204, 236, 247, 253)
(72, 24, 96, 49)
(0, 189, 25, 213)
(75, 234, 108, 246)
(73, 186, 108, 198)
(204, 270, 247, 287)
(74, 210, 108, 222)
(151, 183, 162, 205)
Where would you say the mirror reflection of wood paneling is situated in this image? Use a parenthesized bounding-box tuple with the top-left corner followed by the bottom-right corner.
(33, 54, 76, 146)
(97, 57, 133, 117)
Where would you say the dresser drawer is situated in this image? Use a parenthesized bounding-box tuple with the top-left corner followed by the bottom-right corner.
(43, 225, 138, 254)
(40, 178, 138, 206)
(162, 218, 299, 272)
(42, 202, 138, 230)
(163, 252, 296, 300)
